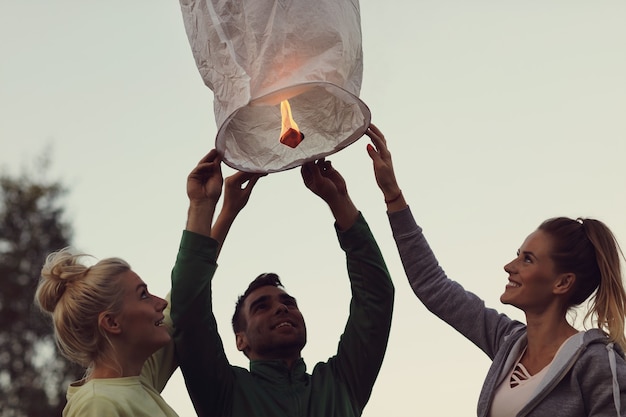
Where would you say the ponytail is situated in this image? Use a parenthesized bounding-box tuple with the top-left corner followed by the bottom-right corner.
(582, 219, 626, 350)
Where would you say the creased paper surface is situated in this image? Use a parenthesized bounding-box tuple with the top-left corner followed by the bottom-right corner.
(180, 0, 370, 172)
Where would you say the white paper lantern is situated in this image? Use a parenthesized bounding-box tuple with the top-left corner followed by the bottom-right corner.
(179, 0, 370, 173)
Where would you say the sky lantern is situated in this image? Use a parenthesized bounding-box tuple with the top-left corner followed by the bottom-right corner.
(178, 0, 370, 173)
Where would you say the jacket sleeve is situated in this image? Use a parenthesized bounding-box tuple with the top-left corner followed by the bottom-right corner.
(328, 212, 395, 412)
(170, 230, 233, 417)
(388, 207, 522, 359)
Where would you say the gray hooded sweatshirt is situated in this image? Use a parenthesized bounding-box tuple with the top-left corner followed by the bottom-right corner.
(388, 207, 626, 416)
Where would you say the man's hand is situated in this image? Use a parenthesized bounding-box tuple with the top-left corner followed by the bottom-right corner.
(187, 149, 223, 206)
(301, 158, 357, 231)
(301, 159, 347, 203)
(186, 149, 223, 236)
(211, 170, 264, 253)
(222, 171, 264, 216)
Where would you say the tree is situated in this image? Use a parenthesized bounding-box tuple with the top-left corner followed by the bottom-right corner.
(0, 153, 83, 417)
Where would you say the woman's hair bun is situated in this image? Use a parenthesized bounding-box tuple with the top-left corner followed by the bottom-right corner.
(36, 247, 91, 313)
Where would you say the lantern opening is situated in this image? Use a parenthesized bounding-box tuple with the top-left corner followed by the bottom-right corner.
(279, 100, 305, 148)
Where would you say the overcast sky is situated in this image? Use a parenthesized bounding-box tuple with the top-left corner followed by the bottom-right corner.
(2, 1, 625, 416)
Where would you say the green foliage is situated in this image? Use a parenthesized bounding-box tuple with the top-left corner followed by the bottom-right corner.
(0, 154, 83, 417)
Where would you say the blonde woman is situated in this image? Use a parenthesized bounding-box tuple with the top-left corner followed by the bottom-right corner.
(35, 250, 178, 416)
(365, 124, 626, 416)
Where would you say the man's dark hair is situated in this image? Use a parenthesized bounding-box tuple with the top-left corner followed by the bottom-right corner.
(232, 273, 284, 333)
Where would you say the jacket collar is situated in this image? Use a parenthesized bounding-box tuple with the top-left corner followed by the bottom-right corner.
(249, 358, 308, 385)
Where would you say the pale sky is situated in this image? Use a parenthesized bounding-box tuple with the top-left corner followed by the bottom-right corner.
(1, 1, 625, 416)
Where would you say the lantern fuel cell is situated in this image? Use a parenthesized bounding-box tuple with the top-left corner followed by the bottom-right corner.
(179, 0, 371, 173)
(279, 100, 304, 149)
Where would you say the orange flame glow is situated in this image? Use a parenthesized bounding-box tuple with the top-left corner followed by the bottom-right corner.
(279, 100, 304, 148)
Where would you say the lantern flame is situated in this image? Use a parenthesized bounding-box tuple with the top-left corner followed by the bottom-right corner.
(279, 100, 304, 148)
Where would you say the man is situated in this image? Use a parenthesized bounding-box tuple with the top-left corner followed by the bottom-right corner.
(171, 149, 394, 417)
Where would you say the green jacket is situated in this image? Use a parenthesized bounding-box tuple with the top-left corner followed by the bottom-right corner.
(171, 213, 394, 417)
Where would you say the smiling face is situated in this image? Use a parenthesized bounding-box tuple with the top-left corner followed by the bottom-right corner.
(114, 270, 170, 358)
(500, 230, 566, 313)
(235, 285, 307, 364)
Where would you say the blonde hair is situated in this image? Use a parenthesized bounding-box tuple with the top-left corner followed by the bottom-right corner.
(34, 247, 131, 374)
(539, 217, 626, 350)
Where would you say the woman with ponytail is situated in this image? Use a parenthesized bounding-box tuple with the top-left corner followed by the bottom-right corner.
(365, 123, 626, 416)
(35, 249, 178, 416)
